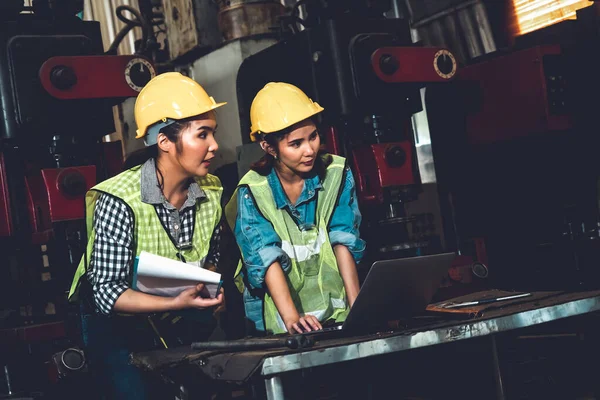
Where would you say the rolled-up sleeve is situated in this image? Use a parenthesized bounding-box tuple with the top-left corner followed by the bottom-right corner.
(234, 186, 291, 290)
(328, 168, 366, 263)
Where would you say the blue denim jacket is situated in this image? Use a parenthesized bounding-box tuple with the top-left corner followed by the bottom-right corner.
(234, 165, 366, 332)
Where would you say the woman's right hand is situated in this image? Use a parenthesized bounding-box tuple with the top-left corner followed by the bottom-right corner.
(173, 284, 224, 310)
(285, 314, 322, 334)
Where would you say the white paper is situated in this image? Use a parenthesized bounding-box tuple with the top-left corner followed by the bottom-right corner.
(134, 251, 221, 298)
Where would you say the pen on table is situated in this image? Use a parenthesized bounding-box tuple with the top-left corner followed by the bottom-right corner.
(442, 292, 532, 309)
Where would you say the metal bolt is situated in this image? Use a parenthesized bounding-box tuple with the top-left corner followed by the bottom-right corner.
(379, 54, 399, 75)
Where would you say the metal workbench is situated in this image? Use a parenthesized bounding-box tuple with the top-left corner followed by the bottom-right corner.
(131, 289, 600, 399)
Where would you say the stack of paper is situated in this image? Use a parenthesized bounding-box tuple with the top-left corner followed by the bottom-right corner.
(132, 251, 222, 298)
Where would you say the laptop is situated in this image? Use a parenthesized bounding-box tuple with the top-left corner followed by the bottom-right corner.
(310, 252, 456, 335)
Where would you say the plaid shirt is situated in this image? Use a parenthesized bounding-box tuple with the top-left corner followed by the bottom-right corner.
(87, 159, 221, 314)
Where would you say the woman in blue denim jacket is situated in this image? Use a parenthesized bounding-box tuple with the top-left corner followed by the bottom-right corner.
(226, 83, 366, 334)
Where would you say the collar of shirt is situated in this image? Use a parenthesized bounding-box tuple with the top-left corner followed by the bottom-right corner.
(266, 167, 322, 210)
(140, 158, 206, 210)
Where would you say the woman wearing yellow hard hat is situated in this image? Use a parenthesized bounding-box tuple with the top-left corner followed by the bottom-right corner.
(68, 72, 226, 398)
(225, 82, 366, 335)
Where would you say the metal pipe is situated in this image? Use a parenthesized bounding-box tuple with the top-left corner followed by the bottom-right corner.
(472, 1, 497, 54)
(457, 7, 482, 59)
(191, 335, 313, 351)
(265, 375, 285, 400)
(4, 365, 12, 396)
(490, 335, 506, 400)
(411, 0, 479, 27)
(391, 0, 403, 18)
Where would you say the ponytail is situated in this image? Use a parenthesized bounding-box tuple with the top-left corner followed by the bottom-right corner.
(122, 145, 158, 171)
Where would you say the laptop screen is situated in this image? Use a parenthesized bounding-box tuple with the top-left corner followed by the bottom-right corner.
(341, 252, 456, 333)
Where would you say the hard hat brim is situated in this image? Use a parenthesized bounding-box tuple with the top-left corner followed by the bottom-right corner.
(135, 101, 227, 139)
(249, 105, 323, 142)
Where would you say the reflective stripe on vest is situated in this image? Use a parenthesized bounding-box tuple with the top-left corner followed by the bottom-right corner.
(281, 227, 327, 262)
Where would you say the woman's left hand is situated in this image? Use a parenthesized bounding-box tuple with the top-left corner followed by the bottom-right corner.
(287, 314, 322, 334)
(174, 284, 224, 310)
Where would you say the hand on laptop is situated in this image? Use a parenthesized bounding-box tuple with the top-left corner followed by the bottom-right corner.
(286, 315, 322, 334)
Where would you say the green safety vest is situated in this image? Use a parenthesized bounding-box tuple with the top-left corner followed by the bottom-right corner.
(225, 155, 348, 334)
(68, 165, 222, 302)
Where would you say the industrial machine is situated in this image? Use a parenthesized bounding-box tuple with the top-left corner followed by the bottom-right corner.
(0, 0, 156, 395)
(425, 2, 600, 291)
(236, 0, 458, 262)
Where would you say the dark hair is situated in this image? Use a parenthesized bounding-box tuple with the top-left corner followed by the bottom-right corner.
(122, 118, 195, 170)
(122, 119, 194, 193)
(250, 120, 332, 181)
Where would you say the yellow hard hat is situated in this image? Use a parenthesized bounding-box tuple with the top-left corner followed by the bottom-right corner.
(249, 82, 324, 142)
(134, 72, 226, 139)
